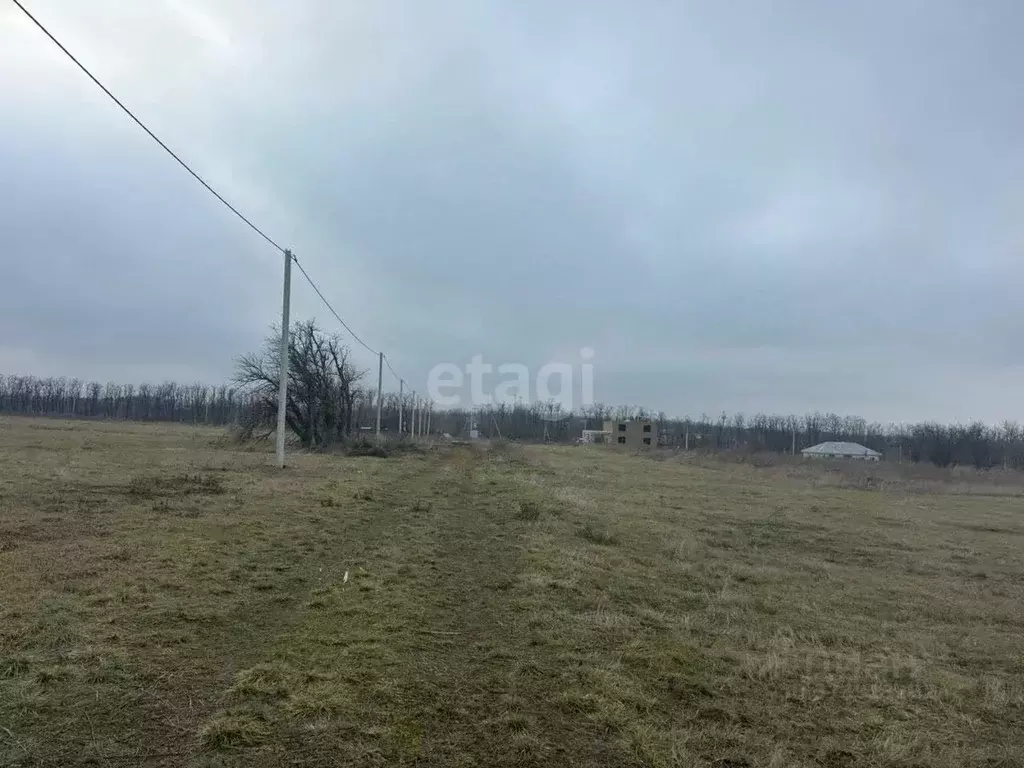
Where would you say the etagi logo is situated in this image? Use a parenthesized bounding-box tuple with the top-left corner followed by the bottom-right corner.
(427, 348, 595, 417)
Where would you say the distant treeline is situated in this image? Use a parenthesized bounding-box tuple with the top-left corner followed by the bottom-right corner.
(0, 375, 385, 431)
(0, 376, 255, 425)
(432, 404, 1024, 470)
(2, 374, 1023, 469)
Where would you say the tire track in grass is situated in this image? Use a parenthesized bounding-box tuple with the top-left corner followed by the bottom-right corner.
(370, 445, 639, 768)
(191, 450, 464, 766)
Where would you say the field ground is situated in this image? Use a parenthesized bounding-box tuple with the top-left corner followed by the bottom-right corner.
(1, 416, 1022, 767)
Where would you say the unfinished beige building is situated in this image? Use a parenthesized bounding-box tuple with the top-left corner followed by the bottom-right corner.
(603, 419, 657, 448)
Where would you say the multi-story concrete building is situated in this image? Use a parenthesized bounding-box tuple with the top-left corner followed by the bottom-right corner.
(603, 419, 657, 448)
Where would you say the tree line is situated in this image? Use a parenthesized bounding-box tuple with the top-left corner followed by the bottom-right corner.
(5, 373, 1022, 468)
(3, 321, 1023, 468)
(427, 404, 1024, 469)
(0, 375, 251, 425)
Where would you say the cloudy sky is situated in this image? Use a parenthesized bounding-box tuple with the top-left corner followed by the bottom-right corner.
(1, 0, 1021, 423)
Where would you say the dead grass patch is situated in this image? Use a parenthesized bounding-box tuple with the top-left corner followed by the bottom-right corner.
(125, 472, 225, 498)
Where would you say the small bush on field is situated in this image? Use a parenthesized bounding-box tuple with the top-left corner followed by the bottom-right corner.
(578, 522, 619, 546)
(516, 500, 543, 521)
(346, 440, 389, 458)
(488, 440, 513, 456)
(339, 437, 427, 458)
(389, 439, 426, 456)
(126, 473, 225, 498)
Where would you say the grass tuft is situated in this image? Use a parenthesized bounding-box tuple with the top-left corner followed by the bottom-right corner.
(578, 522, 619, 546)
(1, 654, 33, 679)
(228, 663, 295, 701)
(199, 711, 271, 750)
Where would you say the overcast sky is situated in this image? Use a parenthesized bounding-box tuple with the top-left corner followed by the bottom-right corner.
(1, 0, 1021, 423)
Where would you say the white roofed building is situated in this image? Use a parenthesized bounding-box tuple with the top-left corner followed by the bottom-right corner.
(801, 441, 881, 461)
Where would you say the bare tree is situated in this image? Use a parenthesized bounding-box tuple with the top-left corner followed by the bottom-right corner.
(234, 320, 366, 448)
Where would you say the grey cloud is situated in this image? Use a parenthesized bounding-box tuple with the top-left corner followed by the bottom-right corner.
(1, 0, 1022, 422)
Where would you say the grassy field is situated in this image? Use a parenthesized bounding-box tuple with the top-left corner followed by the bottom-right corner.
(1, 416, 1022, 767)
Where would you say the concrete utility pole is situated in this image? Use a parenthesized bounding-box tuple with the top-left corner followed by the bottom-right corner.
(375, 352, 383, 441)
(398, 380, 404, 435)
(275, 249, 292, 469)
(426, 400, 431, 436)
(791, 428, 796, 456)
(412, 395, 418, 438)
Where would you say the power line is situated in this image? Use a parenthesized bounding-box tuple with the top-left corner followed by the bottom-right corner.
(10, 0, 286, 255)
(13, 0, 403, 376)
(384, 355, 402, 383)
(291, 258, 379, 356)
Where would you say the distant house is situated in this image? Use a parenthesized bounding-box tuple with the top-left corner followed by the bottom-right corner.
(801, 441, 881, 461)
(603, 419, 657, 448)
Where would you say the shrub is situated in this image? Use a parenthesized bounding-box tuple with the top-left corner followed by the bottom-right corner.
(516, 500, 542, 521)
(345, 439, 390, 458)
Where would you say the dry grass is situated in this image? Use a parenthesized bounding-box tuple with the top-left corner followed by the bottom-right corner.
(1, 417, 1022, 767)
